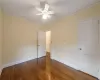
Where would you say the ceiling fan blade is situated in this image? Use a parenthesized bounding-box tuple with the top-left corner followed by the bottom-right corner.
(48, 11, 54, 14)
(36, 7, 42, 12)
(36, 13, 43, 15)
(44, 4, 49, 11)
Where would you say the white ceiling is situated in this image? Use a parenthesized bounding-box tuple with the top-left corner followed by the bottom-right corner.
(0, 0, 100, 23)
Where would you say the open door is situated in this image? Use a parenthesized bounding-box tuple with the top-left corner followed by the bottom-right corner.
(37, 30, 51, 59)
(37, 30, 46, 67)
(37, 31, 46, 80)
(37, 30, 51, 80)
(38, 31, 46, 58)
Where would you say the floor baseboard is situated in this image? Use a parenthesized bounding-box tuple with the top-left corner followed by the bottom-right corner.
(78, 70, 99, 80)
(51, 57, 99, 79)
(2, 56, 45, 69)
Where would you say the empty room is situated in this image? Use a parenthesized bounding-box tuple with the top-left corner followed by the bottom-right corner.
(0, 0, 100, 80)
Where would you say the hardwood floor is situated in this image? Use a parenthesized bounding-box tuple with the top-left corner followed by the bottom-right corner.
(46, 52, 51, 80)
(0, 57, 97, 80)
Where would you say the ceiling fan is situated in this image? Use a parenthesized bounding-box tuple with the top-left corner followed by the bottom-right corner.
(36, 2, 54, 20)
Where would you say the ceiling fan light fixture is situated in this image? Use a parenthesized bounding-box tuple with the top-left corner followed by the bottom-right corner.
(36, 3, 54, 20)
(42, 14, 48, 19)
(42, 14, 51, 20)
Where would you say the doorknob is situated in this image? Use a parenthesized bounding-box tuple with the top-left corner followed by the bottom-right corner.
(79, 48, 82, 50)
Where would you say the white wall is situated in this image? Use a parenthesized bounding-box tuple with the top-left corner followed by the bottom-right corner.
(50, 22, 78, 69)
(2, 14, 41, 67)
(0, 8, 3, 75)
(78, 19, 99, 77)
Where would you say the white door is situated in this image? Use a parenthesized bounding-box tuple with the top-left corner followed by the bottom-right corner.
(78, 19, 99, 77)
(38, 31, 46, 58)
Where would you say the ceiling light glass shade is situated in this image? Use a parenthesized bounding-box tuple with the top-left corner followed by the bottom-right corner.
(36, 3, 54, 20)
(42, 14, 51, 19)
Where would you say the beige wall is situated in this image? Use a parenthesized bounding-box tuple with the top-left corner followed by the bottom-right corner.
(3, 14, 41, 65)
(0, 8, 3, 73)
(49, 2, 100, 58)
(1, 2, 100, 77)
(42, 2, 100, 77)
(51, 2, 100, 55)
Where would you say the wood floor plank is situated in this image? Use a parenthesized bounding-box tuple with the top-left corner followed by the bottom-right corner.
(0, 57, 97, 80)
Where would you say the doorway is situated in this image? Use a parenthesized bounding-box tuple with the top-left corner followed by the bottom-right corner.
(37, 30, 51, 58)
(37, 30, 51, 80)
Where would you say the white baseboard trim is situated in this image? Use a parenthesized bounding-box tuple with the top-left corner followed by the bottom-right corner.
(51, 57, 79, 70)
(2, 56, 44, 69)
(2, 58, 34, 69)
(51, 57, 99, 79)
